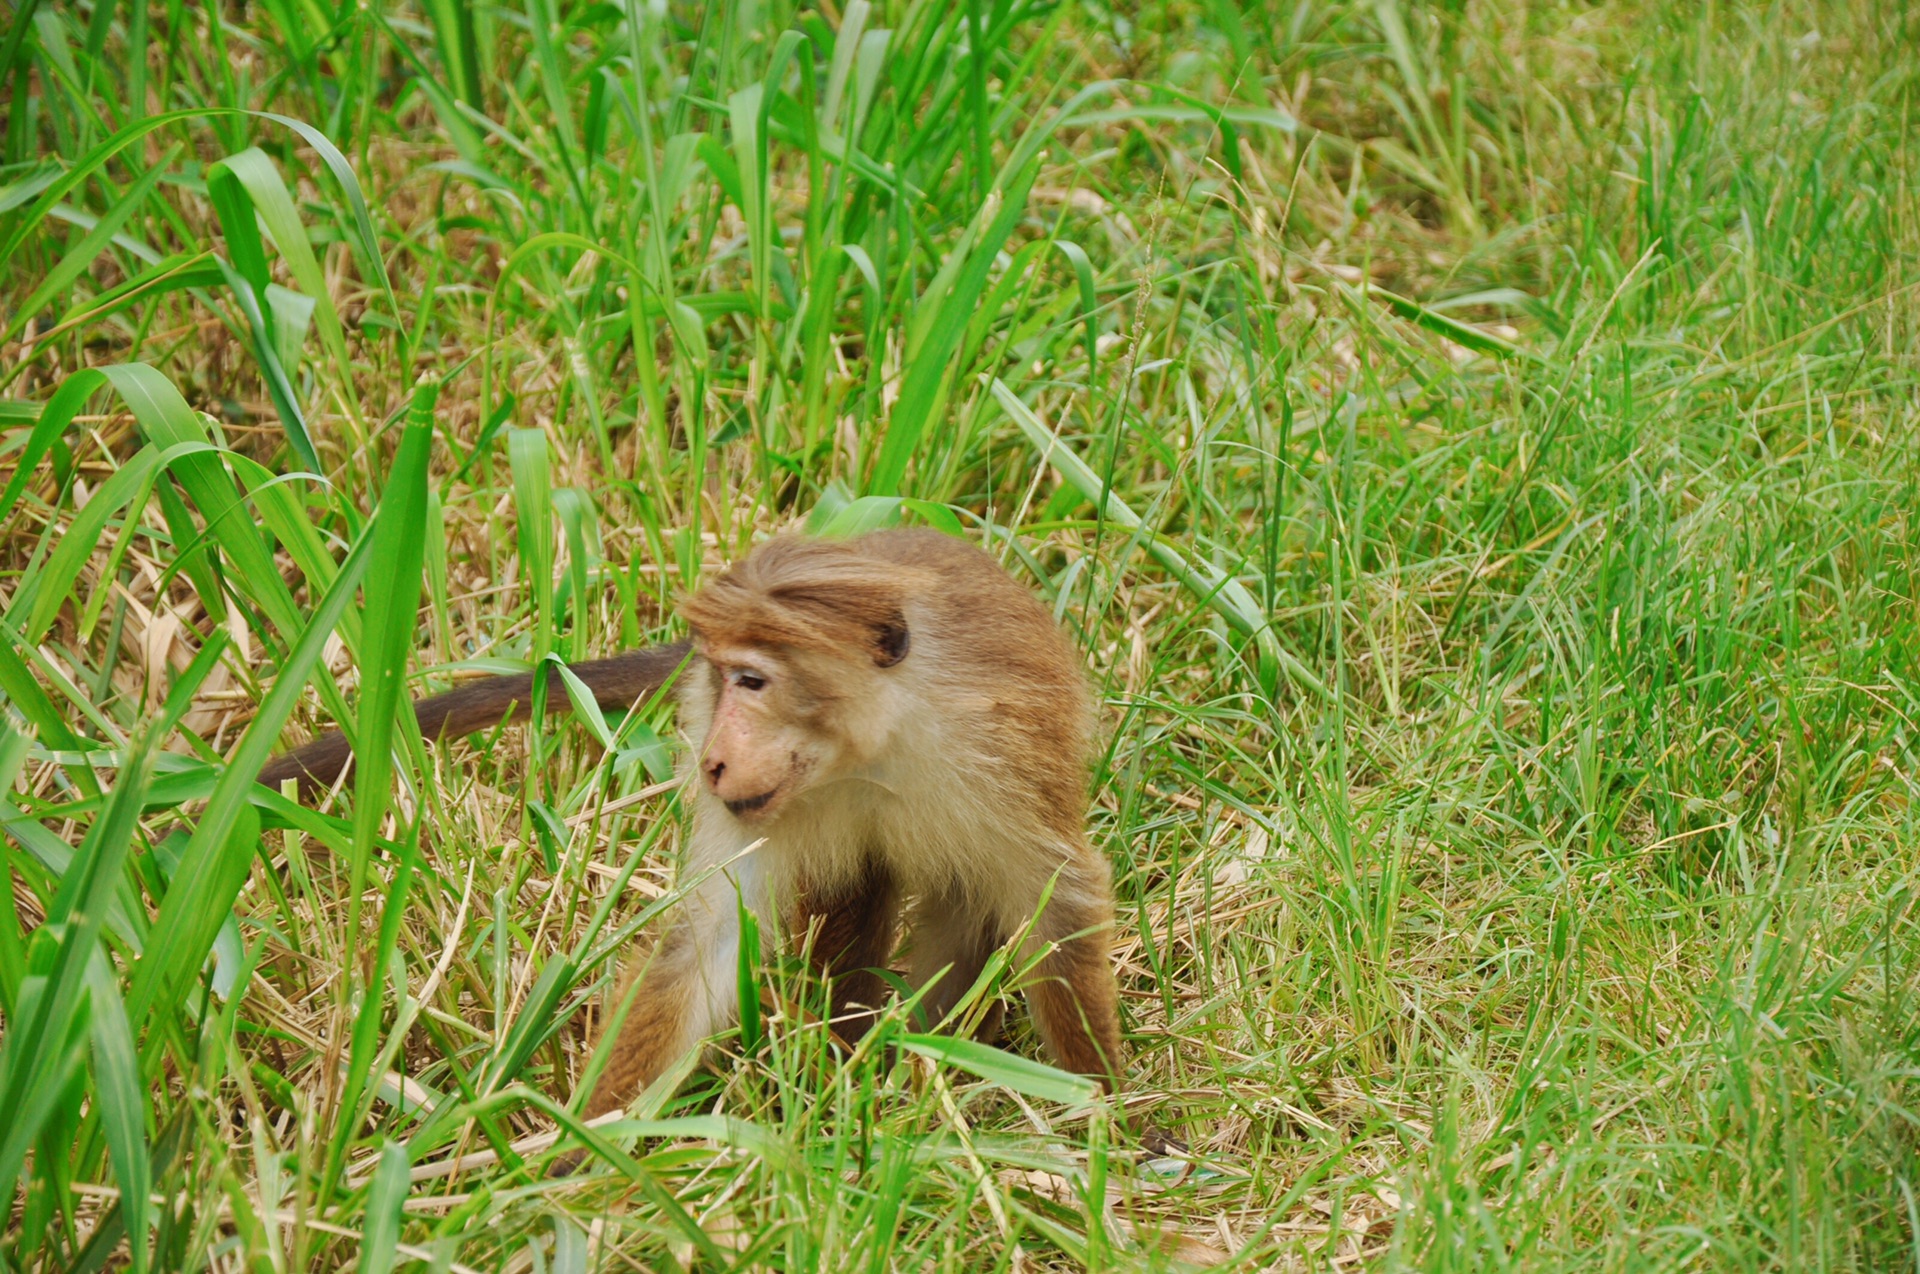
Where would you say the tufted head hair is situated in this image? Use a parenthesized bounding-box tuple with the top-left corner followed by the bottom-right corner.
(679, 536, 928, 667)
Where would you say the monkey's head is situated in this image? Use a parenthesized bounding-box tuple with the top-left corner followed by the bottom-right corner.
(679, 537, 923, 823)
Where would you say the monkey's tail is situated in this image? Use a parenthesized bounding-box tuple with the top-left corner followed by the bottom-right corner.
(255, 640, 693, 800)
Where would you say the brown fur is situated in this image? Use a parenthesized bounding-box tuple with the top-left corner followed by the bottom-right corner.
(680, 537, 925, 666)
(584, 926, 700, 1116)
(259, 528, 1128, 1134)
(588, 528, 1124, 1113)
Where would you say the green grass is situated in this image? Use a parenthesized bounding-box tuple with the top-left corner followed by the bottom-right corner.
(2, 0, 1917, 1268)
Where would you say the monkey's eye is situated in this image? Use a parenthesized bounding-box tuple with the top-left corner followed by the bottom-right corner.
(732, 670, 768, 692)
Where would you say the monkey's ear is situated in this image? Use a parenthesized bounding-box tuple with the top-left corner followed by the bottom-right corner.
(874, 618, 911, 667)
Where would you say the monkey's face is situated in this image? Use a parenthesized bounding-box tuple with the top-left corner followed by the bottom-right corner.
(692, 645, 854, 822)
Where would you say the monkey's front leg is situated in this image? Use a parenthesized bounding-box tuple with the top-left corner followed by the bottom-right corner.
(581, 880, 748, 1120)
(581, 924, 704, 1119)
(1017, 876, 1126, 1093)
(1015, 870, 1185, 1154)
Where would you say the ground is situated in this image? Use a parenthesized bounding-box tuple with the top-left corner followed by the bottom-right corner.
(1, 0, 1916, 1270)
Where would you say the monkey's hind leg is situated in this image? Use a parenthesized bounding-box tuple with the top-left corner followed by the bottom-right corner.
(904, 888, 1007, 1041)
(553, 888, 750, 1175)
(796, 859, 899, 1045)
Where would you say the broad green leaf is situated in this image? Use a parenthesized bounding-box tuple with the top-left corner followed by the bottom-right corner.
(816, 494, 906, 538)
(0, 722, 35, 1015)
(1355, 281, 1541, 362)
(0, 108, 394, 336)
(19, 446, 160, 643)
(897, 1033, 1101, 1107)
(0, 638, 90, 793)
(99, 364, 301, 636)
(805, 478, 856, 533)
(0, 735, 154, 1206)
(548, 658, 618, 752)
(420, 0, 483, 106)
(820, 0, 869, 132)
(508, 427, 555, 664)
(351, 388, 435, 874)
(0, 365, 107, 524)
(84, 950, 150, 1274)
(264, 281, 316, 371)
(1053, 239, 1100, 377)
(213, 248, 320, 472)
(553, 488, 597, 662)
(871, 158, 1039, 494)
(322, 392, 434, 1191)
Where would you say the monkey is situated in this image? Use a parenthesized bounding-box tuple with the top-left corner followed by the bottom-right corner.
(258, 528, 1128, 1128)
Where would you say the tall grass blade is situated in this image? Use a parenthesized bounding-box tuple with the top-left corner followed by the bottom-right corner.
(323, 390, 433, 1190)
(1, 143, 176, 346)
(0, 731, 153, 1208)
(83, 948, 150, 1274)
(124, 520, 376, 1030)
(356, 1140, 411, 1274)
(992, 377, 1323, 701)
(896, 1034, 1099, 1107)
(871, 159, 1039, 494)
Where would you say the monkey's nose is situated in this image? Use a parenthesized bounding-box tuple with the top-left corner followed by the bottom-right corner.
(705, 759, 726, 788)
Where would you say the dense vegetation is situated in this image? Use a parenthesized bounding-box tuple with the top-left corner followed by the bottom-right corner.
(1, 0, 1916, 1268)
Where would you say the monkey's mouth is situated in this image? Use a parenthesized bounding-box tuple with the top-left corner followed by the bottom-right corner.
(723, 788, 780, 818)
